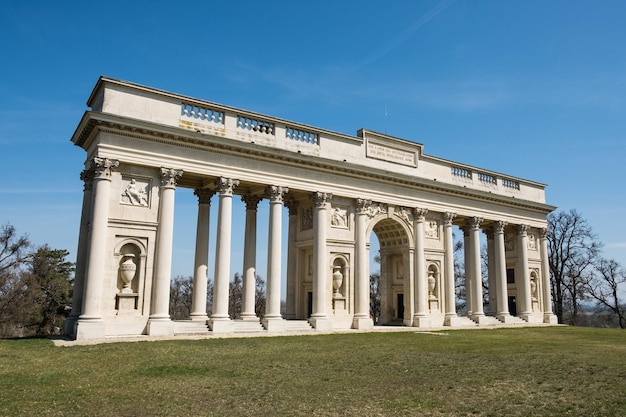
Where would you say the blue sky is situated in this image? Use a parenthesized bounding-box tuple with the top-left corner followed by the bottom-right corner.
(1, 0, 625, 281)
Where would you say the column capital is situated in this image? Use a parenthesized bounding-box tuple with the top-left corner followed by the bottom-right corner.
(266, 185, 289, 203)
(242, 194, 263, 210)
(160, 167, 183, 188)
(284, 199, 299, 216)
(443, 212, 457, 226)
(90, 157, 119, 180)
(413, 207, 428, 222)
(215, 177, 239, 196)
(355, 198, 372, 214)
(492, 220, 507, 234)
(516, 224, 530, 235)
(194, 188, 214, 205)
(311, 191, 332, 207)
(466, 216, 483, 230)
(539, 227, 548, 239)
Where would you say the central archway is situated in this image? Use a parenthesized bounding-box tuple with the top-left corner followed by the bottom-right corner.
(370, 217, 413, 326)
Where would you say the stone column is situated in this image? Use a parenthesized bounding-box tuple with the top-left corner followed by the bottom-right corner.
(461, 225, 473, 316)
(493, 221, 511, 322)
(516, 224, 533, 320)
(309, 191, 332, 330)
(263, 186, 288, 331)
(209, 177, 239, 333)
(284, 199, 298, 320)
(413, 208, 431, 327)
(486, 229, 496, 314)
(65, 169, 94, 337)
(443, 212, 459, 326)
(189, 188, 214, 321)
(540, 228, 558, 323)
(353, 198, 373, 329)
(240, 194, 262, 321)
(468, 217, 485, 321)
(148, 167, 183, 336)
(75, 158, 118, 340)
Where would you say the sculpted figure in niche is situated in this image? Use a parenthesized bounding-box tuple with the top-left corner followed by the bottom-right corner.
(122, 178, 148, 206)
(331, 207, 347, 228)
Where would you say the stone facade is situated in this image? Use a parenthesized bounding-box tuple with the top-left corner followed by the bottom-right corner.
(66, 77, 558, 340)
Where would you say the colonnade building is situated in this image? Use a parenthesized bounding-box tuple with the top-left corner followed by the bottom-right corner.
(67, 77, 557, 340)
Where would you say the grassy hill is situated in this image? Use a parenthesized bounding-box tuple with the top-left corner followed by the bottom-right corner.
(1, 327, 625, 416)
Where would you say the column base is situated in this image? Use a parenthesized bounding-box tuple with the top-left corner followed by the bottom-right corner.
(412, 315, 432, 328)
(352, 316, 373, 330)
(543, 313, 558, 324)
(147, 319, 174, 336)
(262, 317, 286, 332)
(208, 318, 234, 333)
(74, 319, 106, 340)
(189, 313, 209, 322)
(309, 316, 333, 331)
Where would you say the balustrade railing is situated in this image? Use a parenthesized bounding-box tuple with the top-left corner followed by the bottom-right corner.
(502, 178, 521, 190)
(180, 104, 224, 125)
(286, 126, 318, 145)
(451, 166, 472, 180)
(237, 115, 274, 135)
(477, 172, 497, 185)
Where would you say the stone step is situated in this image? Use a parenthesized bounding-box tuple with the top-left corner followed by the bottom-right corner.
(284, 320, 314, 332)
(471, 315, 504, 326)
(233, 320, 264, 333)
(172, 320, 209, 335)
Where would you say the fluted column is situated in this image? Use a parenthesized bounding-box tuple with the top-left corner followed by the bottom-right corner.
(209, 177, 239, 333)
(493, 221, 511, 322)
(309, 191, 332, 330)
(76, 158, 118, 339)
(443, 212, 458, 325)
(284, 199, 298, 320)
(468, 217, 485, 320)
(240, 194, 262, 321)
(148, 167, 183, 336)
(264, 186, 288, 331)
(353, 198, 373, 329)
(516, 224, 532, 320)
(190, 188, 214, 321)
(540, 228, 558, 323)
(413, 208, 431, 327)
(65, 169, 94, 336)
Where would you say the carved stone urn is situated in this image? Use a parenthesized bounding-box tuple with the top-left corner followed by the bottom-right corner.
(428, 270, 436, 300)
(332, 266, 343, 297)
(119, 254, 136, 293)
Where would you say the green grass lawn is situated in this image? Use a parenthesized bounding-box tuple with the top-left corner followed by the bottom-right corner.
(1, 327, 625, 416)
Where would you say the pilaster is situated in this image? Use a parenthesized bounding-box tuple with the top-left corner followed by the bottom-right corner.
(413, 208, 431, 327)
(443, 212, 460, 326)
(540, 228, 558, 324)
(240, 194, 262, 321)
(284, 199, 298, 320)
(516, 224, 533, 320)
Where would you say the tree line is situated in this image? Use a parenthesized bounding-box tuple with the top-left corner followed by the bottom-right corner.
(1, 208, 625, 338)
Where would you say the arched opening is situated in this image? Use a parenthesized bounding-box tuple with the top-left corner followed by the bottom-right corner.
(370, 217, 411, 326)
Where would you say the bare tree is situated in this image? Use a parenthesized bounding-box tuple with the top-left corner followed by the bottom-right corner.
(169, 275, 193, 320)
(254, 274, 266, 320)
(228, 273, 243, 319)
(547, 210, 602, 325)
(584, 259, 626, 328)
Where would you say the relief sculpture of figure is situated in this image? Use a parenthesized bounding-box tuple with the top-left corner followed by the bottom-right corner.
(331, 207, 347, 227)
(124, 179, 148, 206)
